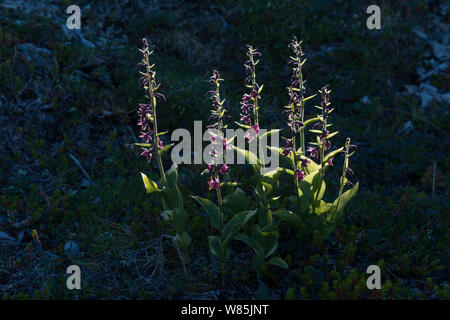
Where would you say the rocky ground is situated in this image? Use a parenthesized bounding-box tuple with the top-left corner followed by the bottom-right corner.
(0, 0, 448, 299)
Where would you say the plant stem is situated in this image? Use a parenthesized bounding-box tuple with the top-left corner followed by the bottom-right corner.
(292, 132, 302, 215)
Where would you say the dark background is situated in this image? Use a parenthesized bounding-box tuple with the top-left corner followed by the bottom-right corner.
(0, 0, 448, 299)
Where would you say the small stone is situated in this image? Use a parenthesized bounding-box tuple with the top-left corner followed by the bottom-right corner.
(64, 241, 80, 258)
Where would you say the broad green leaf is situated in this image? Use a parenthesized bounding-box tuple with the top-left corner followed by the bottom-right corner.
(298, 156, 320, 174)
(175, 231, 192, 253)
(166, 163, 179, 185)
(311, 169, 326, 201)
(208, 236, 221, 257)
(158, 143, 174, 156)
(273, 209, 302, 229)
(313, 200, 334, 216)
(323, 147, 344, 163)
(268, 146, 294, 168)
(161, 208, 187, 234)
(252, 225, 278, 258)
(231, 145, 261, 169)
(328, 182, 359, 222)
(267, 257, 288, 269)
(233, 234, 264, 257)
(140, 172, 161, 194)
(223, 187, 247, 213)
(259, 129, 281, 140)
(192, 196, 221, 230)
(222, 210, 257, 246)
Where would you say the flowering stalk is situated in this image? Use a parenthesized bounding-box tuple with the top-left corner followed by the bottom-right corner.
(206, 70, 229, 230)
(138, 38, 167, 188)
(334, 138, 357, 213)
(274, 36, 358, 242)
(282, 37, 315, 214)
(136, 38, 191, 279)
(238, 46, 265, 158)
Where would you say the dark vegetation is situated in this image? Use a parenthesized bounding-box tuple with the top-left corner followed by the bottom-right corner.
(0, 0, 448, 299)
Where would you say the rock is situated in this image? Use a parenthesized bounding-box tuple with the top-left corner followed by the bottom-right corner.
(0, 231, 15, 243)
(362, 96, 371, 104)
(61, 24, 96, 49)
(15, 43, 54, 74)
(64, 240, 80, 258)
(430, 41, 449, 61)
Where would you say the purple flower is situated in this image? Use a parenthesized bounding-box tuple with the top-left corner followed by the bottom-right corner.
(140, 148, 153, 162)
(320, 129, 329, 139)
(139, 132, 152, 143)
(244, 124, 259, 142)
(240, 114, 251, 124)
(219, 164, 229, 175)
(295, 169, 306, 180)
(282, 139, 293, 157)
(307, 146, 318, 158)
(208, 176, 221, 190)
(300, 158, 310, 168)
(327, 157, 334, 166)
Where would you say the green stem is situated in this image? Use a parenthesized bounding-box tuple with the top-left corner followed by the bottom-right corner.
(292, 133, 302, 215)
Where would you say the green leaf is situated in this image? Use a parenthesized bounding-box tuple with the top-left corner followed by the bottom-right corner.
(161, 208, 187, 234)
(258, 84, 264, 94)
(326, 131, 339, 139)
(313, 200, 334, 216)
(234, 121, 251, 129)
(252, 254, 265, 275)
(223, 187, 247, 213)
(191, 196, 221, 230)
(233, 234, 264, 257)
(268, 146, 294, 168)
(267, 257, 288, 269)
(303, 94, 317, 102)
(252, 225, 278, 258)
(208, 236, 221, 257)
(328, 182, 359, 222)
(323, 147, 344, 163)
(303, 117, 320, 127)
(311, 169, 326, 201)
(259, 129, 281, 140)
(297, 156, 320, 174)
(220, 181, 241, 188)
(166, 163, 179, 185)
(222, 210, 257, 245)
(231, 145, 261, 170)
(175, 231, 191, 254)
(158, 143, 174, 156)
(134, 142, 153, 148)
(273, 209, 302, 229)
(140, 172, 161, 194)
